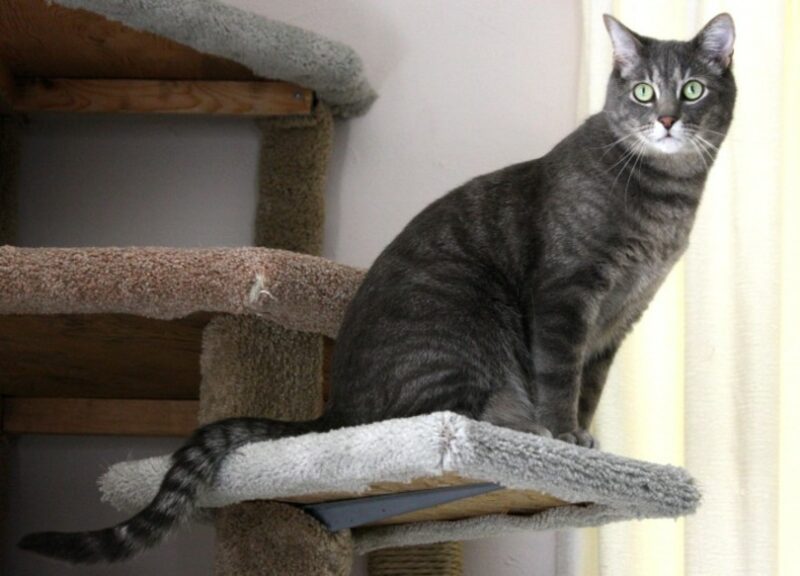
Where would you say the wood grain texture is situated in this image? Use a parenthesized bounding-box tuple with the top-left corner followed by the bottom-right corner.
(0, 0, 257, 81)
(0, 314, 210, 399)
(0, 59, 13, 112)
(2, 397, 198, 436)
(282, 472, 572, 526)
(13, 79, 314, 116)
(0, 314, 334, 401)
(367, 488, 574, 526)
(286, 473, 565, 504)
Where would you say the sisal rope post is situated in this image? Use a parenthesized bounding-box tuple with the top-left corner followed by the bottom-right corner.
(368, 543, 464, 576)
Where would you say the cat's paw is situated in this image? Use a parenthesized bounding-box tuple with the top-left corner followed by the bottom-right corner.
(557, 429, 598, 448)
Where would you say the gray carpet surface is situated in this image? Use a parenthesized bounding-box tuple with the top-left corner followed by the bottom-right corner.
(99, 411, 701, 552)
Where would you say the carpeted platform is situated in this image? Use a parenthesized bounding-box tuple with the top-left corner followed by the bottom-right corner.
(51, 0, 377, 117)
(0, 246, 364, 338)
(98, 411, 701, 553)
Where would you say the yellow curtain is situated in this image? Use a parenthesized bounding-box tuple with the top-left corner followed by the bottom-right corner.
(564, 2, 800, 575)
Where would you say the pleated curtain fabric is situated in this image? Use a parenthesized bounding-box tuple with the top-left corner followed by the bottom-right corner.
(558, 2, 800, 575)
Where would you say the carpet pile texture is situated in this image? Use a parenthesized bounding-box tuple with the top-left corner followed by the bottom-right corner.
(0, 246, 364, 338)
(99, 411, 701, 553)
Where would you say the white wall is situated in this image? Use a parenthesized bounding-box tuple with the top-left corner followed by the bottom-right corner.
(3, 1, 582, 574)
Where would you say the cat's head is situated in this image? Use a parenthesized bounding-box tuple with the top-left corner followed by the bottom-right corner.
(602, 14, 736, 160)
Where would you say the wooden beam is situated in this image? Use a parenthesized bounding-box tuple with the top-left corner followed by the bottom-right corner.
(0, 314, 209, 399)
(12, 79, 313, 116)
(0, 314, 334, 401)
(0, 0, 257, 81)
(0, 59, 14, 113)
(2, 397, 198, 436)
(284, 472, 572, 526)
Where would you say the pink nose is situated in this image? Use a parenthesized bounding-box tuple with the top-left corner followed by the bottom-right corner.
(658, 115, 678, 130)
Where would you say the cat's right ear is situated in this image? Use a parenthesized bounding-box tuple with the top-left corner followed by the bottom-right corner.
(694, 13, 735, 71)
(603, 15, 643, 75)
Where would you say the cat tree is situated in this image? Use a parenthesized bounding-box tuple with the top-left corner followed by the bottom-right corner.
(0, 1, 701, 575)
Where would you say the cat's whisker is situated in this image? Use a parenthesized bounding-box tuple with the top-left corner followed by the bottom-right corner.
(596, 131, 640, 151)
(689, 133, 718, 160)
(612, 139, 644, 208)
(623, 141, 646, 210)
(596, 126, 650, 154)
(695, 142, 717, 165)
(683, 127, 725, 155)
(605, 129, 651, 171)
(687, 136, 710, 172)
(693, 134, 720, 154)
(609, 145, 637, 186)
(604, 144, 640, 175)
(684, 124, 728, 138)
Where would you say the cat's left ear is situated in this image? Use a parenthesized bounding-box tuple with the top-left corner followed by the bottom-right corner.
(603, 15, 643, 75)
(695, 13, 735, 70)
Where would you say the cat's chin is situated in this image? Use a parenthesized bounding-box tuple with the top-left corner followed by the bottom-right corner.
(647, 136, 686, 155)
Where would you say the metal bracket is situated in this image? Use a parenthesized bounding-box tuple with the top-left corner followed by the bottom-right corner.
(301, 482, 503, 531)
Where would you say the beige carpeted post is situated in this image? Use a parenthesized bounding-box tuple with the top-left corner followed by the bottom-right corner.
(198, 103, 353, 576)
(255, 104, 332, 254)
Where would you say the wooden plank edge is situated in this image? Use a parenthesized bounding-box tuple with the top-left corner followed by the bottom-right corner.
(12, 78, 314, 116)
(0, 60, 15, 113)
(1, 397, 198, 436)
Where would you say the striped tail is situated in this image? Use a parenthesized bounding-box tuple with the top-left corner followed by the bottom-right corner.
(18, 416, 327, 563)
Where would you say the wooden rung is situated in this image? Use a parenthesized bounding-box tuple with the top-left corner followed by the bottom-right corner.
(1, 397, 198, 436)
(0, 60, 14, 113)
(0, 314, 209, 400)
(11, 78, 314, 116)
(0, 314, 334, 402)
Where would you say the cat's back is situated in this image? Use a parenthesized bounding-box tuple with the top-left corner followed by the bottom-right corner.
(345, 115, 608, 321)
(359, 158, 545, 302)
(330, 160, 547, 415)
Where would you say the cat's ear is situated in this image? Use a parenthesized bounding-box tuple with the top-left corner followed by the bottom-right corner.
(603, 15, 643, 75)
(695, 13, 735, 70)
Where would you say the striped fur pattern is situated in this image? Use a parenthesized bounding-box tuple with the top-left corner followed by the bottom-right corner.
(18, 417, 327, 562)
(20, 14, 736, 563)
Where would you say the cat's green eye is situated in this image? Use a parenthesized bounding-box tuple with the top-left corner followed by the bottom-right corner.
(632, 83, 655, 103)
(682, 80, 705, 101)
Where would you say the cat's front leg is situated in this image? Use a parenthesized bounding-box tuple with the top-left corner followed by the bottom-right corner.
(531, 294, 597, 447)
(578, 345, 618, 431)
(480, 381, 553, 438)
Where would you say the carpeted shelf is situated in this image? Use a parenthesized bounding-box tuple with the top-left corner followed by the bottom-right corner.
(0, 0, 376, 117)
(0, 246, 364, 337)
(99, 411, 701, 553)
(0, 247, 358, 433)
(0, 245, 703, 552)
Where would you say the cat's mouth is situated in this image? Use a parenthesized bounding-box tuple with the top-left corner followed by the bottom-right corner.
(648, 124, 686, 154)
(650, 135, 684, 154)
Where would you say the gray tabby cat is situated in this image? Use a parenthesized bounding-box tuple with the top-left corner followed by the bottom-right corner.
(20, 13, 736, 563)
